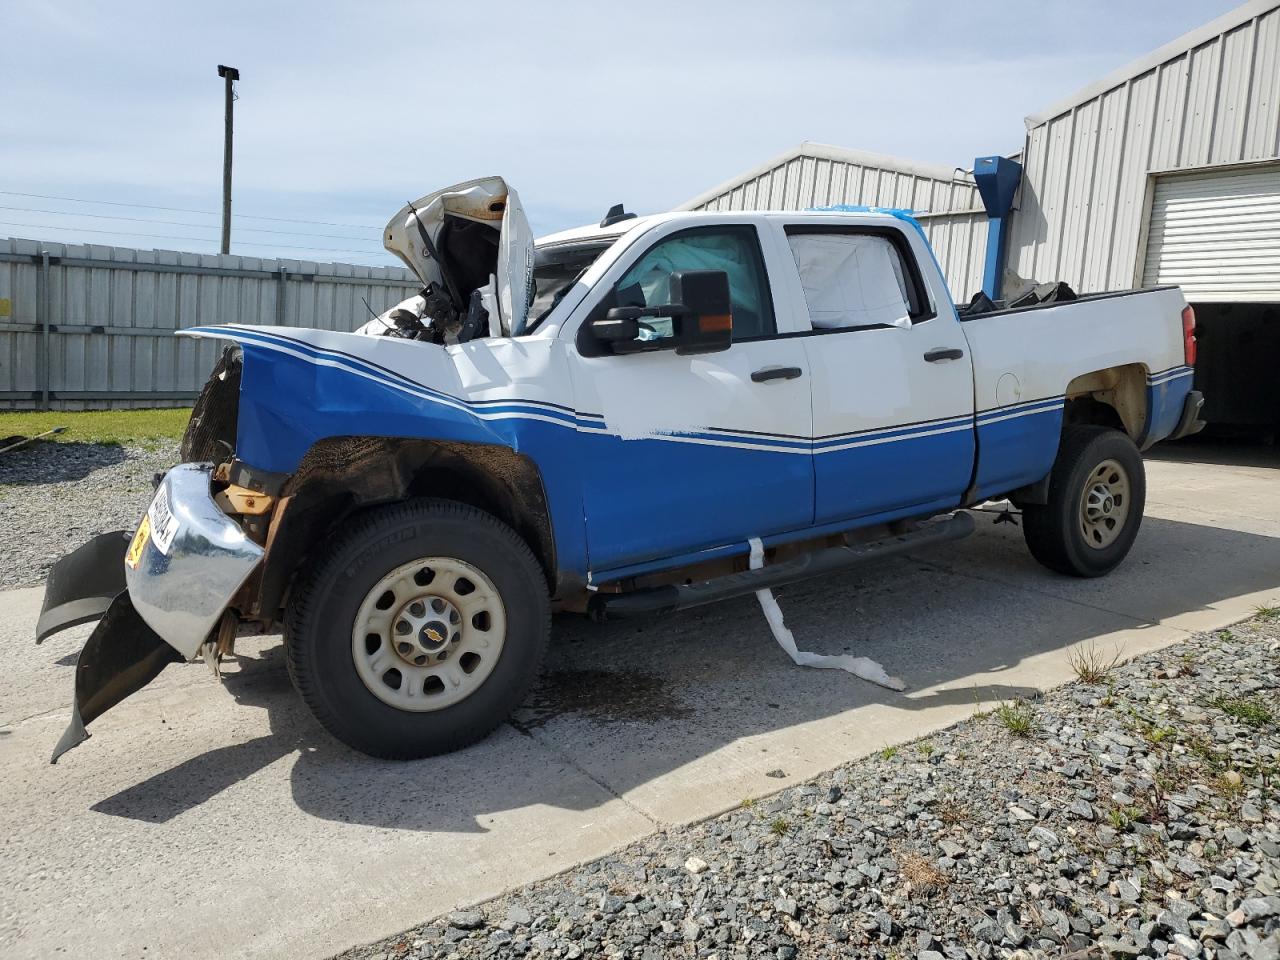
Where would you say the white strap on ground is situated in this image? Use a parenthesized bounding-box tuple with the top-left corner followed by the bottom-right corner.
(747, 537, 905, 691)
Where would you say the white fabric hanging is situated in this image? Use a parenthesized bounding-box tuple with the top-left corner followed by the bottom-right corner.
(748, 537, 905, 691)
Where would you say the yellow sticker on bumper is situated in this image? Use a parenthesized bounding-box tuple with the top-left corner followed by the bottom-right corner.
(125, 515, 151, 570)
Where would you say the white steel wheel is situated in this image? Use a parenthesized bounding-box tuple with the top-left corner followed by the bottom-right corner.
(352, 556, 507, 712)
(1077, 458, 1131, 549)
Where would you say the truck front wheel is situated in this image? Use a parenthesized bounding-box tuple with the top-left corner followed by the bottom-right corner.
(1021, 425, 1146, 578)
(285, 499, 550, 759)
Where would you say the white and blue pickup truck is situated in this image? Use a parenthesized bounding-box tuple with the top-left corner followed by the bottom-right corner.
(38, 176, 1204, 762)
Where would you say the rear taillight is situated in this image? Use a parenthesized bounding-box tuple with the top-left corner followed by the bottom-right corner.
(1181, 304, 1197, 366)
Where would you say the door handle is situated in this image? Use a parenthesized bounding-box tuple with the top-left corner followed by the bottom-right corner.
(923, 348, 965, 363)
(751, 366, 804, 383)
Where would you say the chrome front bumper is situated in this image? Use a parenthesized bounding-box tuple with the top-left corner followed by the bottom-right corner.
(38, 462, 265, 762)
(126, 462, 264, 660)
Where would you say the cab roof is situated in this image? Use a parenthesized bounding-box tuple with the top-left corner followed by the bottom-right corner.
(535, 208, 911, 248)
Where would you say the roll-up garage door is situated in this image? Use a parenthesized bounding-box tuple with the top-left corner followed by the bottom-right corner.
(1142, 163, 1280, 302)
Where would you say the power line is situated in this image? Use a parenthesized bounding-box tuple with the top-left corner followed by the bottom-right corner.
(0, 220, 398, 259)
(0, 190, 384, 231)
(0, 204, 385, 244)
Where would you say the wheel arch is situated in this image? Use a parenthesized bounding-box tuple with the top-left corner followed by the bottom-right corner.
(1009, 365, 1147, 507)
(1062, 364, 1149, 442)
(255, 436, 557, 623)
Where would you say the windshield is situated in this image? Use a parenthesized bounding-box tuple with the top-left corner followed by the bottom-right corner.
(525, 240, 613, 331)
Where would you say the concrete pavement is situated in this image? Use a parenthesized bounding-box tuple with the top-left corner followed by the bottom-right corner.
(1, 441, 1277, 960)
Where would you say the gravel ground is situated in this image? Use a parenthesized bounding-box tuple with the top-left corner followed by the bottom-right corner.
(0, 440, 179, 589)
(340, 617, 1280, 960)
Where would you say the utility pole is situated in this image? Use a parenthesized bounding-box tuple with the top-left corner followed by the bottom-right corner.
(216, 65, 240, 255)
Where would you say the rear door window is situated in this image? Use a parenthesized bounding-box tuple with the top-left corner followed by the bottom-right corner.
(786, 232, 920, 330)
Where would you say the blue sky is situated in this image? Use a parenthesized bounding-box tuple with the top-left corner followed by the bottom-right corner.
(0, 0, 1242, 266)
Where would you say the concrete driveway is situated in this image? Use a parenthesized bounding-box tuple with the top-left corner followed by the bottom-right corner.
(2, 441, 1278, 960)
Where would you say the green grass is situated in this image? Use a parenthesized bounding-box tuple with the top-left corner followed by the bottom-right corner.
(769, 817, 791, 836)
(0, 408, 191, 446)
(1106, 804, 1143, 831)
(1211, 695, 1274, 727)
(1255, 603, 1280, 621)
(880, 745, 899, 760)
(994, 699, 1037, 737)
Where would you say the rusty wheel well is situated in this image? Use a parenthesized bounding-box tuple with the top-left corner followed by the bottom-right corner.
(254, 437, 556, 623)
(1063, 364, 1148, 442)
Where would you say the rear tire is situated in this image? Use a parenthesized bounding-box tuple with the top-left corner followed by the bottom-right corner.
(285, 498, 550, 759)
(1022, 426, 1146, 578)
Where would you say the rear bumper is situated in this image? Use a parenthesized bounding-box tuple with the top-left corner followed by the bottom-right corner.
(125, 462, 264, 660)
(1169, 389, 1206, 441)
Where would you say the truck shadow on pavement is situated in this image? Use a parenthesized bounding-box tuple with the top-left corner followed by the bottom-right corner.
(90, 513, 1280, 832)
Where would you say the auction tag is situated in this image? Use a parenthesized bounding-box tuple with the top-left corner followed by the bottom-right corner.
(147, 483, 180, 555)
(125, 515, 151, 570)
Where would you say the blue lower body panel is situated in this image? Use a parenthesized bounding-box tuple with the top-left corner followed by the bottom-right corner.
(812, 424, 974, 525)
(972, 400, 1065, 501)
(574, 432, 812, 572)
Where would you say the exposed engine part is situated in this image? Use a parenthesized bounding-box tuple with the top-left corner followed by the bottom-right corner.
(373, 280, 492, 345)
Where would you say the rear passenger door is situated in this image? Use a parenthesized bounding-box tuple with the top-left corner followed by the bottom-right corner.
(783, 224, 976, 524)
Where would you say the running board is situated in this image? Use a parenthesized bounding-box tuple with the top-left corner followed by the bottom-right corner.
(589, 511, 975, 621)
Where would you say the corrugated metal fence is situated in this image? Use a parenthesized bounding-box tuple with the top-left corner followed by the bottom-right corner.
(0, 237, 419, 410)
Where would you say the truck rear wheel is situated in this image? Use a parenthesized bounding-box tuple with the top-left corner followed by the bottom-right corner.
(1021, 426, 1146, 578)
(285, 499, 550, 759)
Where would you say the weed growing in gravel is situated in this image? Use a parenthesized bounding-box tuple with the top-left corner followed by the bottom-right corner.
(916, 742, 935, 757)
(900, 851, 949, 895)
(1212, 695, 1274, 727)
(1214, 771, 1245, 801)
(1128, 708, 1177, 747)
(936, 799, 972, 826)
(770, 817, 791, 837)
(1189, 735, 1231, 774)
(1106, 804, 1143, 831)
(1175, 652, 1198, 677)
(880, 746, 899, 760)
(1101, 679, 1118, 708)
(1218, 629, 1237, 642)
(1068, 641, 1122, 684)
(1254, 603, 1280, 621)
(994, 699, 1036, 737)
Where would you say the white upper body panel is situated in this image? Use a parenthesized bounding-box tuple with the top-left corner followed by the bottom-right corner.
(207, 207, 1189, 444)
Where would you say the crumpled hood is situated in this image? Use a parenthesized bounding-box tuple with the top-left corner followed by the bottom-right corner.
(383, 176, 535, 335)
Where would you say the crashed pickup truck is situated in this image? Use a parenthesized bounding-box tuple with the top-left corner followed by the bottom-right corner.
(38, 176, 1205, 762)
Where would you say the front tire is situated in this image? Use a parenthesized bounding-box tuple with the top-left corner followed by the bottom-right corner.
(1022, 426, 1146, 578)
(285, 499, 550, 759)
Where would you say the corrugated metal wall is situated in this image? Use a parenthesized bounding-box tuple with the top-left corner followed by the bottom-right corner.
(1007, 2, 1280, 292)
(681, 146, 991, 302)
(0, 237, 418, 410)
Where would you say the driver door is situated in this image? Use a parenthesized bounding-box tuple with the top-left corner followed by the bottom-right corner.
(567, 224, 814, 575)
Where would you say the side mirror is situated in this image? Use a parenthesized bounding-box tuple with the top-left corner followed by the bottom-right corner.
(670, 270, 732, 356)
(585, 270, 733, 356)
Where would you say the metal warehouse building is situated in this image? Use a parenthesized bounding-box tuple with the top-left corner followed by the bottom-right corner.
(680, 143, 991, 303)
(684, 0, 1280, 429)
